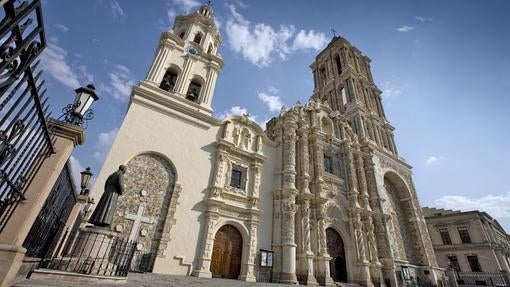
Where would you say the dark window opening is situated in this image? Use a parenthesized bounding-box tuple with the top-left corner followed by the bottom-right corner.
(324, 154, 333, 174)
(458, 227, 472, 244)
(207, 44, 213, 54)
(467, 255, 482, 272)
(447, 255, 461, 272)
(439, 229, 452, 245)
(230, 164, 247, 190)
(186, 81, 201, 103)
(179, 31, 185, 39)
(159, 70, 178, 92)
(335, 55, 342, 74)
(193, 33, 202, 44)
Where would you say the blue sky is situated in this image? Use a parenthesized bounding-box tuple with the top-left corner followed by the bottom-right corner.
(41, 0, 510, 231)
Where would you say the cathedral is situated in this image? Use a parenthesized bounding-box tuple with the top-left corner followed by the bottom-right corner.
(90, 4, 445, 286)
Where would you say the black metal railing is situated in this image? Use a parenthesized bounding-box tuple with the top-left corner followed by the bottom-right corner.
(23, 162, 76, 258)
(457, 272, 506, 287)
(0, 0, 54, 232)
(40, 231, 137, 277)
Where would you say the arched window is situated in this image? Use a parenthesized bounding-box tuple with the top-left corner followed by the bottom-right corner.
(193, 33, 202, 44)
(186, 80, 202, 103)
(159, 69, 179, 92)
(335, 54, 342, 74)
(179, 31, 185, 39)
(207, 43, 213, 54)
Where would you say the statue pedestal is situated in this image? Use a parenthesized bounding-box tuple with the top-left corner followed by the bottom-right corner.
(72, 226, 117, 260)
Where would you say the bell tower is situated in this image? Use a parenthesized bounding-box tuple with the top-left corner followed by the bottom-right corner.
(142, 3, 223, 116)
(310, 36, 398, 155)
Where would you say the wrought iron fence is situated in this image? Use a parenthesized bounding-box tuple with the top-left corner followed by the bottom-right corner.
(23, 162, 76, 258)
(40, 231, 137, 277)
(0, 0, 54, 232)
(457, 272, 506, 287)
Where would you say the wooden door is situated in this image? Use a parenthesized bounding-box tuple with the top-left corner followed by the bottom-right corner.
(210, 225, 242, 279)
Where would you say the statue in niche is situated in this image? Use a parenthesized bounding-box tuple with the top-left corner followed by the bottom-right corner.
(232, 127, 240, 146)
(301, 202, 311, 252)
(241, 128, 251, 149)
(89, 165, 127, 227)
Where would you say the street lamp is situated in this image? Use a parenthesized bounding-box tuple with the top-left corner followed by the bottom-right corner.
(61, 84, 99, 126)
(80, 167, 93, 195)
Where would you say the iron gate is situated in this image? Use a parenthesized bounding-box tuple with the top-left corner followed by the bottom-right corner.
(0, 0, 54, 232)
(22, 162, 76, 258)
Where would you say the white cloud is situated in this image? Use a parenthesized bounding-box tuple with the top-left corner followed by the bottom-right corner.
(102, 65, 135, 101)
(217, 106, 257, 121)
(435, 192, 510, 220)
(396, 25, 414, 32)
(111, 0, 126, 19)
(258, 92, 283, 113)
(224, 4, 327, 67)
(54, 23, 69, 32)
(69, 155, 85, 190)
(415, 16, 432, 22)
(425, 156, 438, 167)
(93, 128, 119, 163)
(41, 43, 80, 89)
(292, 29, 328, 51)
(167, 0, 201, 23)
(381, 81, 402, 99)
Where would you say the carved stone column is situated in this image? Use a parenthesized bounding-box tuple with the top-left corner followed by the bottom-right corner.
(280, 199, 298, 284)
(344, 143, 360, 208)
(352, 210, 373, 286)
(209, 151, 227, 198)
(279, 112, 298, 284)
(355, 151, 370, 209)
(192, 213, 218, 278)
(240, 221, 258, 282)
(316, 204, 334, 286)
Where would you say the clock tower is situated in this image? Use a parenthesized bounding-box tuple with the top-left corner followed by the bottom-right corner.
(143, 3, 223, 116)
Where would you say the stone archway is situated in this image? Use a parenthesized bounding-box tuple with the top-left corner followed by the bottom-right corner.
(210, 224, 243, 279)
(326, 228, 348, 282)
(111, 152, 176, 272)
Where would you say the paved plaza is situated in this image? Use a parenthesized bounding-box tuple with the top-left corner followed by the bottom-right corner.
(13, 273, 297, 287)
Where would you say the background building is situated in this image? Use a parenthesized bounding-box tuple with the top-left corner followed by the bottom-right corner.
(423, 207, 510, 275)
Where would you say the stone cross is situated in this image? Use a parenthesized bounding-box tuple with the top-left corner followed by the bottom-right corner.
(124, 204, 153, 242)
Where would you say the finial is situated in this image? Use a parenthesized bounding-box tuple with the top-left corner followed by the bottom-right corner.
(206, 0, 212, 6)
(331, 29, 337, 38)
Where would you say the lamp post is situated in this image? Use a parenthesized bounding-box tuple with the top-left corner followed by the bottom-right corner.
(79, 167, 93, 195)
(60, 84, 99, 127)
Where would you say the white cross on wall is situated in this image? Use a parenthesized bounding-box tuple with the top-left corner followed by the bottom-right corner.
(124, 204, 153, 242)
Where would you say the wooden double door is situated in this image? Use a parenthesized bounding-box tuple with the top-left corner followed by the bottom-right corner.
(210, 224, 243, 279)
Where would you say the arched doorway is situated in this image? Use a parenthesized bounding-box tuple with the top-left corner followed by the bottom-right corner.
(326, 228, 348, 282)
(210, 224, 243, 279)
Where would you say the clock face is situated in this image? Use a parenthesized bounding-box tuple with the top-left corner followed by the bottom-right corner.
(187, 46, 199, 56)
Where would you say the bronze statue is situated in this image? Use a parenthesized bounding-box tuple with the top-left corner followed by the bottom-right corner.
(89, 165, 127, 227)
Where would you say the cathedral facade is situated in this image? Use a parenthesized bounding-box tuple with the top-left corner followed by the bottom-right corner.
(89, 5, 445, 286)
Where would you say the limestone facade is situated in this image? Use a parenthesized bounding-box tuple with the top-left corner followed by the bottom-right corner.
(89, 4, 445, 286)
(423, 207, 510, 273)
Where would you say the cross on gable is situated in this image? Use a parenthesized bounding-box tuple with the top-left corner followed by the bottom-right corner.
(124, 204, 154, 242)
(331, 29, 337, 37)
